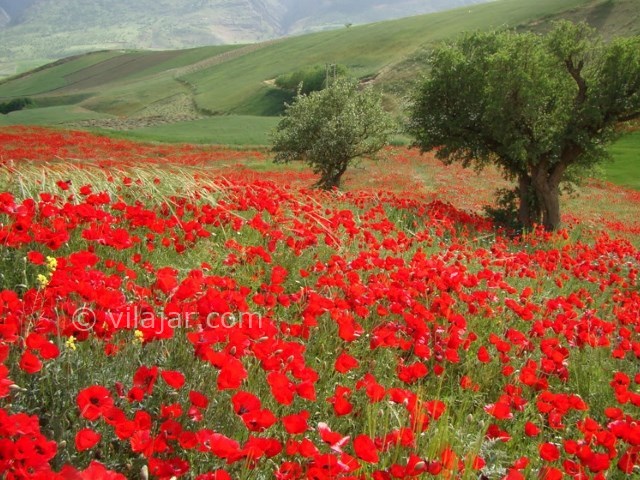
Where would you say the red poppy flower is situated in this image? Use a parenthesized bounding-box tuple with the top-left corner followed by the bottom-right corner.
(356, 373, 386, 402)
(477, 346, 491, 363)
(524, 421, 541, 437)
(484, 401, 513, 420)
(71, 461, 127, 479)
(318, 422, 350, 453)
(539, 443, 561, 462)
(618, 449, 639, 474)
(217, 358, 247, 390)
(353, 434, 379, 463)
(425, 400, 447, 420)
(282, 411, 309, 434)
(327, 386, 353, 416)
(539, 467, 563, 480)
(77, 385, 114, 421)
(335, 351, 359, 373)
(267, 372, 295, 405)
(241, 408, 277, 432)
(232, 391, 261, 415)
(133, 365, 158, 395)
(39, 341, 60, 360)
(75, 428, 101, 451)
(0, 365, 13, 398)
(155, 267, 179, 294)
(485, 423, 511, 442)
(190, 390, 209, 409)
(161, 370, 185, 390)
(149, 456, 190, 478)
(26, 251, 45, 265)
(19, 350, 42, 374)
(207, 432, 241, 460)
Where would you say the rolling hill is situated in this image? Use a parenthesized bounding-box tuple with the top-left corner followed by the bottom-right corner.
(0, 0, 489, 76)
(0, 0, 638, 147)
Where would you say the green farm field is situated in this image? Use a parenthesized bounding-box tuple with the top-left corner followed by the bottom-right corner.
(107, 116, 280, 146)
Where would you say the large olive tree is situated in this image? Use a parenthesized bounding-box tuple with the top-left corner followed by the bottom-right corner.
(408, 21, 640, 231)
(271, 78, 394, 190)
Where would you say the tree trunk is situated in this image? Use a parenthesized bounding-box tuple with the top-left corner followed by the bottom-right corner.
(318, 160, 349, 190)
(517, 174, 541, 230)
(536, 183, 562, 231)
(531, 164, 563, 231)
(527, 146, 579, 231)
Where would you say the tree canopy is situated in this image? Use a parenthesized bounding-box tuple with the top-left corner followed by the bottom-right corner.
(274, 64, 348, 96)
(408, 21, 640, 231)
(271, 78, 395, 190)
(0, 97, 31, 114)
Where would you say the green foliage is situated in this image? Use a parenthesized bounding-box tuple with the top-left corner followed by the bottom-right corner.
(271, 78, 395, 189)
(408, 21, 640, 230)
(274, 64, 348, 95)
(0, 96, 32, 114)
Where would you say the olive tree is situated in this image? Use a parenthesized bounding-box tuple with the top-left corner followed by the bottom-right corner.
(271, 78, 395, 190)
(408, 21, 640, 231)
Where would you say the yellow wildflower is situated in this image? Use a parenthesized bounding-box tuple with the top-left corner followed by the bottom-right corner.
(36, 274, 49, 288)
(133, 329, 145, 344)
(46, 256, 57, 272)
(65, 336, 77, 351)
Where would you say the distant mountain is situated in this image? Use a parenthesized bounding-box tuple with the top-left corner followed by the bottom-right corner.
(0, 0, 490, 65)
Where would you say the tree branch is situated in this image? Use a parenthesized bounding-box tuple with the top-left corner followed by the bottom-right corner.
(546, 143, 583, 187)
(565, 59, 588, 106)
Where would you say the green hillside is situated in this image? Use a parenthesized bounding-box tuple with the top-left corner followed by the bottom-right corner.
(605, 131, 640, 190)
(0, 0, 639, 149)
(0, 0, 490, 73)
(183, 0, 597, 115)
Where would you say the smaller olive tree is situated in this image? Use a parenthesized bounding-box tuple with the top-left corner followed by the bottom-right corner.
(271, 78, 395, 190)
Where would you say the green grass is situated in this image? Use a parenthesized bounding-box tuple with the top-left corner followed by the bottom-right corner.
(106, 115, 280, 146)
(0, 105, 112, 126)
(51, 46, 243, 93)
(0, 51, 122, 98)
(605, 131, 640, 190)
(0, 58, 53, 80)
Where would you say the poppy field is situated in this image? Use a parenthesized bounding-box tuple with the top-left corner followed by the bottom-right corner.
(1, 126, 640, 479)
